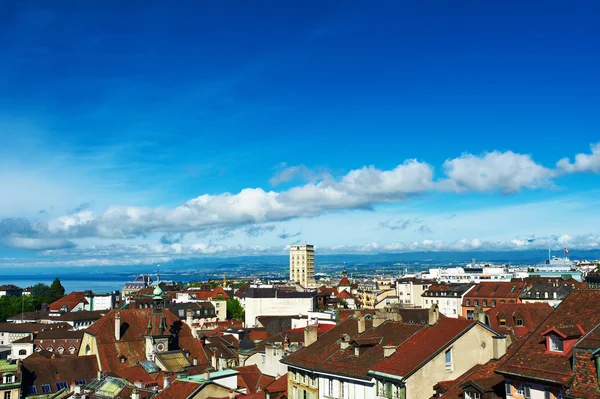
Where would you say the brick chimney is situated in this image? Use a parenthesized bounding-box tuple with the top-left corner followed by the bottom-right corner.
(115, 311, 121, 341)
(304, 324, 318, 347)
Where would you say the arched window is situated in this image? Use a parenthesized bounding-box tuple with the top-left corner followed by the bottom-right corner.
(85, 345, 91, 355)
(18, 349, 27, 356)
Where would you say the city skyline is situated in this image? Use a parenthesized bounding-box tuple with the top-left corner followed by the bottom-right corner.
(1, 1, 600, 267)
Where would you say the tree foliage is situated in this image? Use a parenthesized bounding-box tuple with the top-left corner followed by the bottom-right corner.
(226, 298, 245, 320)
(50, 278, 66, 302)
(0, 295, 36, 322)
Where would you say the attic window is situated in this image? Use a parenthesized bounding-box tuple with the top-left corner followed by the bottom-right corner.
(465, 392, 481, 399)
(549, 335, 563, 352)
(516, 318, 524, 327)
(499, 318, 507, 327)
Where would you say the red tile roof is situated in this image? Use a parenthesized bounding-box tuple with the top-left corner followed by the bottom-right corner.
(497, 290, 600, 385)
(21, 354, 99, 395)
(463, 282, 527, 302)
(338, 277, 351, 286)
(236, 365, 275, 394)
(336, 290, 353, 299)
(265, 373, 288, 394)
(49, 291, 88, 312)
(282, 317, 423, 380)
(283, 324, 336, 334)
(152, 380, 202, 399)
(372, 318, 478, 378)
(486, 302, 553, 340)
(569, 324, 600, 399)
(84, 308, 209, 373)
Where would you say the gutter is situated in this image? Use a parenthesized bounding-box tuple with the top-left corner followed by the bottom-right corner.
(368, 371, 404, 383)
(495, 369, 572, 387)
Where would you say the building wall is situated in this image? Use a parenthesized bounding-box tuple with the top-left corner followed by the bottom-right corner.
(290, 244, 315, 287)
(0, 332, 30, 346)
(396, 282, 431, 308)
(209, 300, 226, 321)
(0, 387, 20, 399)
(245, 297, 315, 328)
(84, 294, 114, 311)
(10, 342, 33, 360)
(287, 368, 319, 399)
(404, 324, 498, 399)
(78, 334, 102, 370)
(317, 374, 374, 399)
(504, 377, 564, 399)
(244, 346, 288, 378)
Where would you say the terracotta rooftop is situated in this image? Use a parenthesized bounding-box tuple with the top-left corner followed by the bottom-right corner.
(486, 302, 553, 341)
(49, 291, 89, 312)
(371, 318, 481, 378)
(463, 282, 527, 301)
(569, 323, 600, 399)
(338, 277, 351, 286)
(336, 290, 354, 299)
(21, 354, 99, 396)
(497, 290, 600, 385)
(236, 365, 275, 394)
(282, 317, 423, 380)
(84, 308, 209, 373)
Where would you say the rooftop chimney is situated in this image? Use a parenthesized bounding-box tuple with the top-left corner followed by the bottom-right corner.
(357, 316, 365, 334)
(474, 306, 487, 325)
(383, 344, 397, 358)
(204, 369, 211, 381)
(115, 311, 121, 341)
(134, 381, 143, 389)
(304, 324, 318, 347)
(428, 304, 439, 326)
(131, 389, 140, 399)
(492, 336, 507, 360)
(163, 376, 170, 389)
(193, 357, 198, 366)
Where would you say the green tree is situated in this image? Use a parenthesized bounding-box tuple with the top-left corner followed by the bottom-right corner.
(226, 298, 245, 320)
(0, 295, 36, 322)
(31, 283, 52, 302)
(50, 278, 66, 302)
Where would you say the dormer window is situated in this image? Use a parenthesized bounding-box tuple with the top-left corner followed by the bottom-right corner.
(549, 335, 563, 352)
(516, 317, 524, 327)
(499, 318, 507, 327)
(464, 392, 481, 399)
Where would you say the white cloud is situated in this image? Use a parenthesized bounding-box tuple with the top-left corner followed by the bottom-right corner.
(440, 151, 554, 193)
(556, 142, 600, 174)
(43, 159, 434, 239)
(2, 237, 75, 250)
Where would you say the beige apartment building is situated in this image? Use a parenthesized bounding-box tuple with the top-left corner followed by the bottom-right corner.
(289, 244, 315, 287)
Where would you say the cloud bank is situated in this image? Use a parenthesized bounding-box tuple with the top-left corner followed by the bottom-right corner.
(1, 143, 599, 251)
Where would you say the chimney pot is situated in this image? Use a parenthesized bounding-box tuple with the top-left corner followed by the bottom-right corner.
(163, 376, 170, 389)
(357, 316, 366, 334)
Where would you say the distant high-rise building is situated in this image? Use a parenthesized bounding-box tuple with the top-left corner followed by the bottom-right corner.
(289, 244, 315, 287)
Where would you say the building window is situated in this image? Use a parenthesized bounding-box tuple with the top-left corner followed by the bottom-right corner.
(499, 318, 507, 327)
(328, 379, 333, 396)
(504, 381, 512, 396)
(18, 349, 26, 356)
(56, 382, 69, 391)
(474, 300, 479, 306)
(517, 384, 524, 395)
(466, 300, 470, 306)
(524, 385, 531, 399)
(465, 392, 481, 399)
(544, 390, 551, 399)
(466, 310, 474, 320)
(482, 300, 487, 307)
(491, 300, 496, 307)
(445, 348, 453, 371)
(549, 335, 563, 352)
(4, 392, 11, 399)
(340, 381, 346, 398)
(41, 384, 52, 394)
(516, 318, 524, 327)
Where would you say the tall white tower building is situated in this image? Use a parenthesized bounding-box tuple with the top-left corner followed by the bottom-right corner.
(289, 244, 315, 287)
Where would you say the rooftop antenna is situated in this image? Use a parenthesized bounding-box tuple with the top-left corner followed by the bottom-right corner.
(157, 264, 161, 284)
(548, 249, 551, 262)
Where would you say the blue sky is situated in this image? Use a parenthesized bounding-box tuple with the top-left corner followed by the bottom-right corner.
(1, 1, 599, 267)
